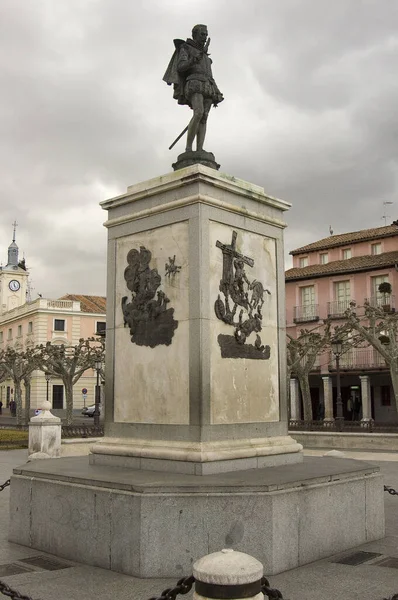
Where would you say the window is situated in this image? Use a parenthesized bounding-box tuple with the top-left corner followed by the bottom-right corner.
(8, 328, 12, 340)
(17, 325, 22, 337)
(334, 280, 351, 303)
(28, 321, 33, 333)
(381, 385, 391, 407)
(54, 319, 65, 332)
(0, 332, 3, 343)
(342, 248, 352, 260)
(371, 243, 381, 256)
(96, 321, 106, 336)
(298, 285, 316, 320)
(299, 256, 309, 268)
(301, 285, 315, 306)
(320, 253, 328, 264)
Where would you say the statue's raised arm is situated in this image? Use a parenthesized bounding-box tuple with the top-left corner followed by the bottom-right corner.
(163, 24, 223, 171)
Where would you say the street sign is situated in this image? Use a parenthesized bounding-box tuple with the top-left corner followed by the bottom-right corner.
(82, 388, 88, 395)
(83, 394, 87, 400)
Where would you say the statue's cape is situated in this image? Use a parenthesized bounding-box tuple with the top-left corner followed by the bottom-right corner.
(163, 39, 188, 105)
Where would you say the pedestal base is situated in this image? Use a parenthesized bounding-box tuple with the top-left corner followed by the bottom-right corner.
(172, 150, 220, 171)
(9, 456, 384, 578)
(89, 435, 303, 474)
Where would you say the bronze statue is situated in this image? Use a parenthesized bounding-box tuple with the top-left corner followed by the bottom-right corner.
(163, 24, 223, 167)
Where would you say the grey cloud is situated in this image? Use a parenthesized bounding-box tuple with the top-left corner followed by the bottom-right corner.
(0, 0, 397, 296)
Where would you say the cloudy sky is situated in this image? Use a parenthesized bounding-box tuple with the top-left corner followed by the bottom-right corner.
(1, 0, 397, 299)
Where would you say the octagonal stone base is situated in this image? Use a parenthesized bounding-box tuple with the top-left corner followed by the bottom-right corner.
(9, 456, 384, 578)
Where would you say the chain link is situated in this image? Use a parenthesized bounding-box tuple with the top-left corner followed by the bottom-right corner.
(384, 485, 398, 496)
(0, 480, 10, 493)
(148, 575, 195, 600)
(0, 580, 38, 600)
(261, 576, 284, 599)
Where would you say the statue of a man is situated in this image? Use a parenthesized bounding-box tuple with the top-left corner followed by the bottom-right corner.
(163, 24, 224, 153)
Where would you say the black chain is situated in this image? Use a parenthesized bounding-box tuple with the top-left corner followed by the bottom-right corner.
(0, 580, 38, 600)
(261, 576, 284, 599)
(0, 480, 10, 493)
(148, 575, 195, 600)
(384, 485, 398, 496)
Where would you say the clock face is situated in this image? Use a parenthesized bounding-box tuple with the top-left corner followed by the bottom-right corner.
(9, 280, 20, 292)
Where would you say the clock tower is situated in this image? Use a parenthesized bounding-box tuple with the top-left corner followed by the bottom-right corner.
(0, 223, 29, 315)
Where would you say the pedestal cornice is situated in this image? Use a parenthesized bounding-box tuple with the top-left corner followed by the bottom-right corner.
(101, 164, 291, 229)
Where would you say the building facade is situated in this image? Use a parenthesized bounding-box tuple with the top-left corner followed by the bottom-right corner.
(285, 222, 398, 423)
(0, 233, 106, 414)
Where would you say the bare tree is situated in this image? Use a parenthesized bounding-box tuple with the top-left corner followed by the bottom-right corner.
(38, 337, 105, 425)
(287, 323, 331, 420)
(341, 302, 398, 410)
(0, 347, 42, 425)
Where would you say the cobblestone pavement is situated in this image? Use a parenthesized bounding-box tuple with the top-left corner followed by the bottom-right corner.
(0, 449, 397, 600)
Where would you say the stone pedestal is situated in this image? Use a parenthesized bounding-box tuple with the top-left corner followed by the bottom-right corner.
(28, 401, 61, 459)
(92, 164, 302, 474)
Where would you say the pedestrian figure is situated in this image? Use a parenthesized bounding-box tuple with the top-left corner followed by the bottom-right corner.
(0, 400, 2, 414)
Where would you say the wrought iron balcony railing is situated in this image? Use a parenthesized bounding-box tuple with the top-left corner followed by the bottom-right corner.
(327, 299, 354, 318)
(329, 348, 387, 370)
(293, 304, 319, 323)
(365, 294, 395, 311)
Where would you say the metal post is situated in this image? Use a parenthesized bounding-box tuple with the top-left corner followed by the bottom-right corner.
(335, 353, 344, 429)
(94, 364, 100, 427)
(45, 372, 51, 407)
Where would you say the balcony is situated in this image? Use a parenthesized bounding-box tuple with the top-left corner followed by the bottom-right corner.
(327, 299, 353, 319)
(293, 304, 319, 323)
(366, 295, 395, 312)
(329, 348, 387, 371)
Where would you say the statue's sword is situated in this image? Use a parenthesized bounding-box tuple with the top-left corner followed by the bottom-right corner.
(169, 125, 188, 150)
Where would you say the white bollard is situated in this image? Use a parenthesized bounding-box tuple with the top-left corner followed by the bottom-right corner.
(193, 548, 264, 600)
(28, 400, 61, 460)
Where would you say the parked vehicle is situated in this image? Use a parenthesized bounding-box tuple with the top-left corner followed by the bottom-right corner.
(81, 404, 101, 417)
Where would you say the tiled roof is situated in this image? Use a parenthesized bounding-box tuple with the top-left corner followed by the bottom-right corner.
(290, 222, 398, 255)
(59, 294, 106, 314)
(285, 250, 398, 281)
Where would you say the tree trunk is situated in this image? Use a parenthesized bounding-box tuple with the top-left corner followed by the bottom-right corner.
(14, 379, 23, 425)
(23, 378, 31, 425)
(297, 373, 313, 421)
(64, 378, 74, 425)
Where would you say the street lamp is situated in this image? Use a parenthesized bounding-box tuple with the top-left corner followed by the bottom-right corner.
(94, 359, 102, 427)
(331, 338, 344, 428)
(45, 372, 51, 405)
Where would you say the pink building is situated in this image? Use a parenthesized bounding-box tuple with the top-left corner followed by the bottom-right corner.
(285, 222, 398, 423)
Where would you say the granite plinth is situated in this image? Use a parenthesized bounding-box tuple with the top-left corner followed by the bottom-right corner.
(172, 149, 220, 171)
(89, 435, 303, 474)
(9, 456, 385, 578)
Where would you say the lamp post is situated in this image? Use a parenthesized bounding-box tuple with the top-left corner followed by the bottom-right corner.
(331, 338, 344, 429)
(94, 360, 102, 427)
(45, 372, 51, 405)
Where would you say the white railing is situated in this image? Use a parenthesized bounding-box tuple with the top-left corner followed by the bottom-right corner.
(0, 298, 81, 322)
